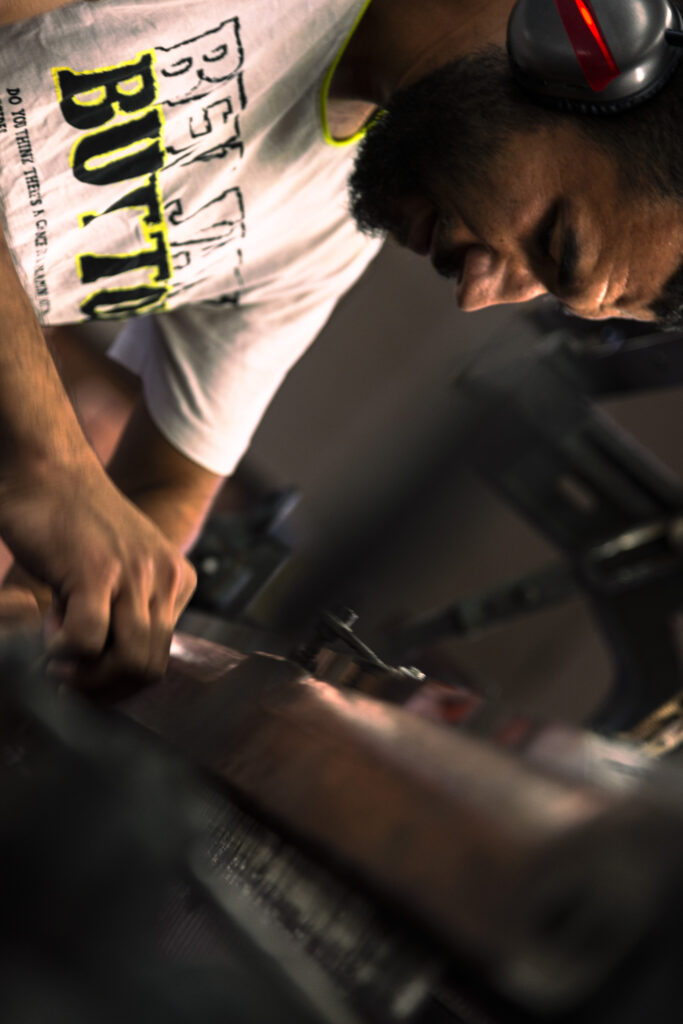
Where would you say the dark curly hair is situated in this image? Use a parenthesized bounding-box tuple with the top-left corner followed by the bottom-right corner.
(349, 13, 683, 327)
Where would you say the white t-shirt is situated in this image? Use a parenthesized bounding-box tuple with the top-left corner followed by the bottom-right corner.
(0, 0, 381, 473)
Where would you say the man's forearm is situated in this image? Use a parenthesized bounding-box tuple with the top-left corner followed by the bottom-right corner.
(124, 485, 213, 554)
(0, 226, 196, 681)
(0, 0, 92, 26)
(0, 228, 97, 480)
(107, 400, 224, 554)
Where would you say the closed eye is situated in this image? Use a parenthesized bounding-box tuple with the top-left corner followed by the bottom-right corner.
(533, 200, 580, 296)
(557, 226, 579, 292)
(536, 200, 561, 268)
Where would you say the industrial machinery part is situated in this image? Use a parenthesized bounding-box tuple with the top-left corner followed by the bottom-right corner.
(383, 331, 683, 733)
(3, 631, 683, 1022)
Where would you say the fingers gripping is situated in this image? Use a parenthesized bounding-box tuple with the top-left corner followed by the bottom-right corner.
(147, 556, 196, 678)
(48, 549, 196, 685)
(49, 585, 112, 661)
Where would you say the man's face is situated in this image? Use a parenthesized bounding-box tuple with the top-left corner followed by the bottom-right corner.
(349, 53, 683, 326)
(418, 124, 683, 322)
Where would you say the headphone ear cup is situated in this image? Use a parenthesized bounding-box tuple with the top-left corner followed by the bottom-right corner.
(507, 0, 683, 114)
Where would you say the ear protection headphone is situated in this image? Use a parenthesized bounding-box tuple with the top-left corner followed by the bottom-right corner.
(507, 0, 683, 113)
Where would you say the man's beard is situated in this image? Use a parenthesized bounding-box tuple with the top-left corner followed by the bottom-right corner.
(650, 260, 683, 329)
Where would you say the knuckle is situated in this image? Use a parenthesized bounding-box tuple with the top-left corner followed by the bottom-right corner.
(75, 553, 118, 591)
(127, 552, 154, 588)
(164, 555, 182, 590)
(87, 569, 111, 599)
(180, 557, 197, 594)
(163, 552, 196, 599)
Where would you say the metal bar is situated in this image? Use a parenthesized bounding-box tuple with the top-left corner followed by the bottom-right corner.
(382, 561, 576, 656)
(114, 633, 683, 1015)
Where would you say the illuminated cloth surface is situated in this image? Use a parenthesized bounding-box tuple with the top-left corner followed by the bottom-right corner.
(0, 0, 380, 472)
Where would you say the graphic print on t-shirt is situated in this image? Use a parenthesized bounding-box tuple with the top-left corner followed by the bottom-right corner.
(0, 88, 53, 317)
(49, 16, 247, 320)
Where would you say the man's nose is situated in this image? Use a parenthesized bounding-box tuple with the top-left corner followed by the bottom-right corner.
(457, 251, 546, 311)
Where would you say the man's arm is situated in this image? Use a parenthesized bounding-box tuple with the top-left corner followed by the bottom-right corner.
(0, 0, 97, 26)
(0, 224, 196, 679)
(107, 399, 225, 555)
(42, 322, 223, 553)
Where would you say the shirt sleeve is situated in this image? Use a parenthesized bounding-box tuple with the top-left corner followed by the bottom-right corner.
(108, 283, 356, 476)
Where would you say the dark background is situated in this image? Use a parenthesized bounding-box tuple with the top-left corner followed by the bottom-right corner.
(241, 239, 683, 725)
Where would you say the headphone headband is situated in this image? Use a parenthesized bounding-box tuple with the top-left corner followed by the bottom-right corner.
(507, 0, 683, 114)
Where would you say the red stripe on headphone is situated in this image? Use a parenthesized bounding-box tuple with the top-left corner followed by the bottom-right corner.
(553, 0, 620, 92)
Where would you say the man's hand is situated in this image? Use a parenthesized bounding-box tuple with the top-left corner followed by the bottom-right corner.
(107, 398, 225, 554)
(0, 223, 194, 684)
(0, 452, 196, 684)
(0, 213, 197, 685)
(0, 0, 94, 27)
(0, 585, 41, 630)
